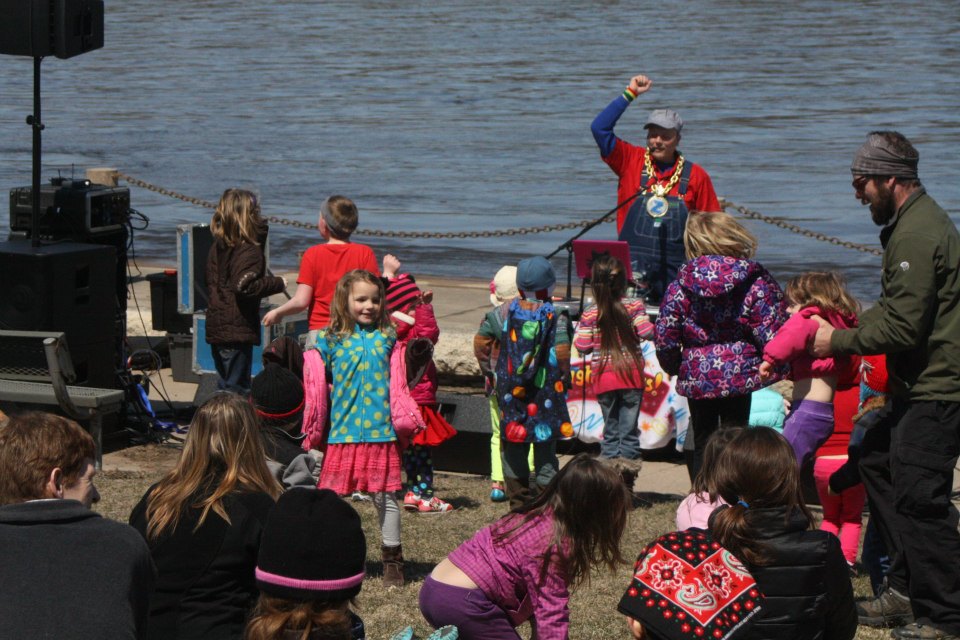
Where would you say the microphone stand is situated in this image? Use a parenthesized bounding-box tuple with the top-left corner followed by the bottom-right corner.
(547, 188, 646, 300)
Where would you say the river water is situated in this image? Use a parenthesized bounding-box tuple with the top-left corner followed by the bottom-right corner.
(0, 0, 957, 301)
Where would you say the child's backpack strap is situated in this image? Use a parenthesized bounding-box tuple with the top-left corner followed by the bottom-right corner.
(301, 348, 328, 452)
(618, 529, 764, 640)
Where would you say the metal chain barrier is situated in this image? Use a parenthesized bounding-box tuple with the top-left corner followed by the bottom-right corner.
(719, 198, 883, 257)
(116, 171, 881, 255)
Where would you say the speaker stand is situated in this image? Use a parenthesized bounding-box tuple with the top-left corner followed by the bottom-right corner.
(26, 55, 44, 248)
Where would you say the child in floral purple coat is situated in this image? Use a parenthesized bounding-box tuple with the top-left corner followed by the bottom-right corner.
(655, 212, 787, 481)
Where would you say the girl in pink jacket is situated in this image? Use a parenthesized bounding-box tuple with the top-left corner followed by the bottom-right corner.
(760, 272, 861, 469)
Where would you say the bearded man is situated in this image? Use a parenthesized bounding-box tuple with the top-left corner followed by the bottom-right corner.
(813, 131, 960, 640)
(591, 74, 720, 302)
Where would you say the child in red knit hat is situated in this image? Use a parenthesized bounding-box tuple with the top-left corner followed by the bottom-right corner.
(385, 273, 457, 514)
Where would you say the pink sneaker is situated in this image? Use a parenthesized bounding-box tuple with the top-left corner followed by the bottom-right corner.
(402, 491, 420, 511)
(417, 496, 454, 514)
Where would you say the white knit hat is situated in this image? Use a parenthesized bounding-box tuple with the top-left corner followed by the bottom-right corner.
(490, 266, 518, 307)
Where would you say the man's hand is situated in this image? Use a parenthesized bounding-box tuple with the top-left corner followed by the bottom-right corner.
(810, 315, 835, 358)
(628, 74, 653, 96)
(382, 254, 401, 279)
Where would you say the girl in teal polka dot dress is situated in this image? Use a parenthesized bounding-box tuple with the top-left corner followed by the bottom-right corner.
(316, 269, 406, 586)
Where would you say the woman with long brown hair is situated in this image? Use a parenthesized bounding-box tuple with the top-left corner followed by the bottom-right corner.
(708, 427, 857, 639)
(130, 393, 282, 639)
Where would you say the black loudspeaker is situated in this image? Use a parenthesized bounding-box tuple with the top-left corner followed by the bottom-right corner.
(0, 241, 117, 387)
(0, 0, 103, 59)
(432, 392, 493, 475)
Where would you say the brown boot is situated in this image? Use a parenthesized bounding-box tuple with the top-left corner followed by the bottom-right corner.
(381, 544, 404, 588)
(504, 477, 531, 510)
(619, 457, 643, 492)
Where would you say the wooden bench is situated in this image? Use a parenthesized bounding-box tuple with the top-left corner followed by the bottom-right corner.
(0, 330, 125, 468)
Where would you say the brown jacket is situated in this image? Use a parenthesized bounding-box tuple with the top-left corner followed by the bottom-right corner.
(205, 223, 285, 345)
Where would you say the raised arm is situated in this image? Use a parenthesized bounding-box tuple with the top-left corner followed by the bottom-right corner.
(412, 296, 440, 344)
(590, 74, 653, 158)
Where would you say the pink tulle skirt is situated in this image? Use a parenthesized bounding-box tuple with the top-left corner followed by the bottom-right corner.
(319, 441, 403, 495)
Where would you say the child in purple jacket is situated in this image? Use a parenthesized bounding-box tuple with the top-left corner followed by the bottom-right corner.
(418, 454, 630, 640)
(655, 212, 787, 482)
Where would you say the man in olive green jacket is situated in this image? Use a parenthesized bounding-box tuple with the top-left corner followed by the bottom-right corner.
(813, 131, 960, 640)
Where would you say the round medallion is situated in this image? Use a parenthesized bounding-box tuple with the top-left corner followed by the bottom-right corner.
(646, 195, 669, 218)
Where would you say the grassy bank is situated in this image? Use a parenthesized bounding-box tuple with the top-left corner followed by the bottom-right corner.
(96, 448, 888, 639)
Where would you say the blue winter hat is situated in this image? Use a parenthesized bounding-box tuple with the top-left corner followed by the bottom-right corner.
(516, 256, 556, 293)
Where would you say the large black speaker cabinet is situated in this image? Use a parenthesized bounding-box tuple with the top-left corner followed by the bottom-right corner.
(0, 0, 104, 59)
(0, 241, 117, 386)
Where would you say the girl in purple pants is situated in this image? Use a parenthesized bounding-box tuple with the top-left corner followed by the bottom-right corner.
(759, 272, 860, 470)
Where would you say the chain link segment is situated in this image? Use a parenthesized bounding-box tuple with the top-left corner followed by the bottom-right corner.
(115, 171, 881, 255)
(718, 199, 883, 257)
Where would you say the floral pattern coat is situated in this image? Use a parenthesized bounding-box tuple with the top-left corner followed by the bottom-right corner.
(655, 255, 787, 399)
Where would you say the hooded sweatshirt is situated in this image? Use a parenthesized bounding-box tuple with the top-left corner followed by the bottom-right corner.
(763, 306, 860, 381)
(655, 255, 787, 400)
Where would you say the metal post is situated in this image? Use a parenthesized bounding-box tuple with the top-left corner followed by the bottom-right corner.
(28, 55, 44, 248)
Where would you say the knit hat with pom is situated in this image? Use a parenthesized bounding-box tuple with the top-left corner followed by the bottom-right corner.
(385, 273, 422, 313)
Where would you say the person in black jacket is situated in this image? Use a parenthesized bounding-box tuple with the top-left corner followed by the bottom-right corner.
(709, 427, 857, 640)
(206, 188, 287, 394)
(130, 394, 283, 639)
(0, 412, 154, 639)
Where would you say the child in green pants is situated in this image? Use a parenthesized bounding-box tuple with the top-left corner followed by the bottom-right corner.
(474, 266, 531, 502)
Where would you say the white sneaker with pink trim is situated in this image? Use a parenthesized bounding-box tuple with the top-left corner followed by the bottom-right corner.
(417, 496, 454, 514)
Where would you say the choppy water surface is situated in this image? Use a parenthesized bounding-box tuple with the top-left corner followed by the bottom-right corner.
(0, 0, 957, 300)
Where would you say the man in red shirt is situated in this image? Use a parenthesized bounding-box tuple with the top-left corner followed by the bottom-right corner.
(591, 74, 720, 302)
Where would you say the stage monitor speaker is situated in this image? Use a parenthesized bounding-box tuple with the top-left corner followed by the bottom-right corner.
(52, 0, 104, 59)
(0, 0, 103, 59)
(0, 0, 51, 57)
(0, 240, 117, 351)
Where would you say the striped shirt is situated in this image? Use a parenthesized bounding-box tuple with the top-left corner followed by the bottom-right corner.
(574, 299, 653, 394)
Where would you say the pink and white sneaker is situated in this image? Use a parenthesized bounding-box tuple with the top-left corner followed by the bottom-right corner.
(417, 496, 454, 514)
(402, 491, 420, 511)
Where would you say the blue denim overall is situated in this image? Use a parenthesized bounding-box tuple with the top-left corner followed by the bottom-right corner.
(617, 160, 692, 303)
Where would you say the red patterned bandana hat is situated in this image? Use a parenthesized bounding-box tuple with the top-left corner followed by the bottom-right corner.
(618, 529, 763, 640)
(386, 273, 421, 314)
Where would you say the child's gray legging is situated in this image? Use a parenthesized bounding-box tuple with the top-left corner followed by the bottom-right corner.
(372, 491, 401, 547)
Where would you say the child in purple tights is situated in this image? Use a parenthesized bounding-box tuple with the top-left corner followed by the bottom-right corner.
(418, 454, 629, 639)
(759, 272, 860, 470)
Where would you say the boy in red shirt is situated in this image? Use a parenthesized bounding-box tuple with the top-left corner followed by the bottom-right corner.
(263, 195, 392, 339)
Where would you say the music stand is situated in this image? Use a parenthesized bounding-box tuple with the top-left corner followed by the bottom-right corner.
(571, 240, 633, 315)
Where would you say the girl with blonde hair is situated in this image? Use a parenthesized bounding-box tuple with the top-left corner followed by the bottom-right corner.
(130, 393, 282, 639)
(206, 188, 287, 393)
(312, 270, 406, 587)
(655, 211, 787, 481)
